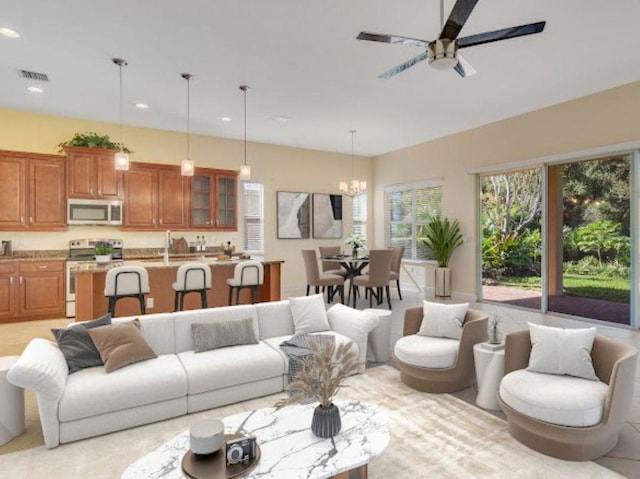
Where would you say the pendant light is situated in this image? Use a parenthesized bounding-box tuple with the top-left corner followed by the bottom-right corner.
(112, 58, 129, 171)
(339, 130, 366, 196)
(181, 73, 194, 176)
(239, 85, 251, 180)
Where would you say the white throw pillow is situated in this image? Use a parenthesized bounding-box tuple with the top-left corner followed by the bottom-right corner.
(327, 303, 379, 369)
(527, 322, 598, 381)
(418, 301, 469, 340)
(289, 294, 331, 334)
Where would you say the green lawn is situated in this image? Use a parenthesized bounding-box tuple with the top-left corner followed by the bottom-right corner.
(498, 274, 630, 304)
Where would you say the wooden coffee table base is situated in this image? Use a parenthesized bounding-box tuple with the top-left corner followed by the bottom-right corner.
(332, 464, 367, 479)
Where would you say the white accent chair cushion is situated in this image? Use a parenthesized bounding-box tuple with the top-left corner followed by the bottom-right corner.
(289, 294, 330, 334)
(499, 369, 609, 427)
(418, 301, 469, 340)
(527, 322, 598, 381)
(394, 334, 460, 369)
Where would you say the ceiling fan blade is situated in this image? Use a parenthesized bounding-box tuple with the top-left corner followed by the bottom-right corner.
(454, 53, 477, 77)
(457, 21, 546, 49)
(357, 31, 429, 49)
(439, 0, 480, 40)
(378, 51, 429, 79)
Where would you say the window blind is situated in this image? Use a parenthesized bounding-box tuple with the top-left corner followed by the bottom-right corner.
(243, 182, 264, 254)
(384, 182, 442, 260)
(352, 192, 367, 246)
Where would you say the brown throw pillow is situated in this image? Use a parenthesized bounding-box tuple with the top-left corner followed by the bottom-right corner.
(88, 319, 157, 373)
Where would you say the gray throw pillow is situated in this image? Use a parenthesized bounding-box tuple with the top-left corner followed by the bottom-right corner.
(51, 313, 111, 374)
(192, 318, 259, 353)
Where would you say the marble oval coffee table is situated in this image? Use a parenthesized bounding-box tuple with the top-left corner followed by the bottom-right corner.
(121, 400, 389, 479)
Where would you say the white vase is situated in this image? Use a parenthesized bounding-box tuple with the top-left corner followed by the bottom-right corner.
(434, 267, 451, 298)
(95, 254, 112, 265)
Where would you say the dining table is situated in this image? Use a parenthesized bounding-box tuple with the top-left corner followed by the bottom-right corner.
(322, 253, 370, 303)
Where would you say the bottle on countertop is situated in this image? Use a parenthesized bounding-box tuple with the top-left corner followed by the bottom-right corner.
(201, 236, 206, 253)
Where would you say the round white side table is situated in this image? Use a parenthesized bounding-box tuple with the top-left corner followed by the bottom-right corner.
(0, 355, 25, 445)
(363, 308, 392, 362)
(473, 343, 505, 411)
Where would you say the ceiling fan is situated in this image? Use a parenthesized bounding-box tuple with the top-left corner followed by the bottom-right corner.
(357, 0, 545, 79)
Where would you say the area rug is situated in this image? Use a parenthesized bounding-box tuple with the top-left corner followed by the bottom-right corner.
(0, 365, 621, 478)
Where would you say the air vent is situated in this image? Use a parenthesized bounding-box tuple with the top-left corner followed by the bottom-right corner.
(18, 70, 49, 82)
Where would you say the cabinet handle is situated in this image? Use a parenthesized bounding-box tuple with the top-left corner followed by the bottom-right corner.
(38, 265, 47, 269)
(9, 277, 13, 285)
(30, 216, 33, 224)
(20, 216, 24, 224)
(159, 219, 163, 225)
(152, 219, 156, 225)
(19, 276, 23, 285)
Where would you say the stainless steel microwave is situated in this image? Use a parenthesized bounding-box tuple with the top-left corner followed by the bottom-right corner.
(67, 199, 123, 226)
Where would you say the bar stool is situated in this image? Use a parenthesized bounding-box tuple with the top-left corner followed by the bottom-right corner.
(172, 263, 212, 311)
(104, 265, 150, 317)
(227, 260, 264, 305)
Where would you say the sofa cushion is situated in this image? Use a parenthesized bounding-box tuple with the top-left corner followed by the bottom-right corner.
(173, 306, 259, 353)
(262, 332, 359, 372)
(177, 342, 285, 395)
(289, 294, 331, 334)
(192, 318, 259, 353)
(115, 314, 176, 355)
(527, 322, 598, 381)
(394, 334, 459, 369)
(58, 354, 187, 422)
(326, 303, 378, 368)
(418, 301, 469, 340)
(88, 320, 158, 373)
(500, 369, 608, 427)
(255, 300, 295, 340)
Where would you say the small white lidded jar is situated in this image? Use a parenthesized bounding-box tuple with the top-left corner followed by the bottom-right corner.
(189, 419, 224, 455)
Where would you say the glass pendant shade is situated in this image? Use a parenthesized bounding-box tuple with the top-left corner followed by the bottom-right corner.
(114, 150, 129, 171)
(239, 163, 251, 180)
(181, 159, 194, 176)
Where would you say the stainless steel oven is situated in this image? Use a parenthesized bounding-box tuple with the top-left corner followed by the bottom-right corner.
(66, 238, 124, 317)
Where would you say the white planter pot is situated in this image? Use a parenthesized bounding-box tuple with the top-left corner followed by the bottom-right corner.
(434, 267, 451, 298)
(95, 254, 112, 265)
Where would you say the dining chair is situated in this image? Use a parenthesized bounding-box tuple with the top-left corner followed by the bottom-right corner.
(352, 249, 393, 309)
(318, 246, 347, 277)
(301, 249, 345, 304)
(389, 246, 405, 300)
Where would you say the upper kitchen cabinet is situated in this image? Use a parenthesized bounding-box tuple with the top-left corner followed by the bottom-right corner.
(65, 146, 123, 199)
(190, 168, 238, 231)
(123, 163, 189, 230)
(0, 150, 66, 231)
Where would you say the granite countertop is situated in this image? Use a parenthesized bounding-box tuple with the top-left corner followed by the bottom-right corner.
(0, 250, 67, 262)
(72, 256, 281, 272)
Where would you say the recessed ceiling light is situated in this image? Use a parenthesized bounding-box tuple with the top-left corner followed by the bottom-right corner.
(27, 86, 43, 93)
(0, 27, 20, 38)
(135, 102, 149, 109)
(221, 117, 232, 122)
(270, 114, 291, 123)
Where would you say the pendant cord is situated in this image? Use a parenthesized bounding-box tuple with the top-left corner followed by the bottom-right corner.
(351, 131, 355, 183)
(243, 87, 247, 166)
(118, 63, 124, 151)
(186, 76, 191, 160)
(440, 0, 444, 30)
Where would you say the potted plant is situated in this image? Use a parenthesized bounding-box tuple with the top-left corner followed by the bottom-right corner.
(275, 338, 360, 438)
(345, 234, 365, 258)
(58, 132, 131, 153)
(421, 216, 464, 297)
(94, 241, 114, 265)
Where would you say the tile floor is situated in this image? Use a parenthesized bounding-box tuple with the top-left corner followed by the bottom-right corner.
(349, 289, 640, 478)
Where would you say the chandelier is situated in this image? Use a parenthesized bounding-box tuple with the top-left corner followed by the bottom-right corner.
(339, 130, 366, 197)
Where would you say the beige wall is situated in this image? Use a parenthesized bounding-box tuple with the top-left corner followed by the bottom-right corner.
(373, 80, 640, 298)
(0, 108, 373, 295)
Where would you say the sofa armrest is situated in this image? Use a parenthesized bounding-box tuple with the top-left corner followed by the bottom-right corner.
(7, 338, 68, 448)
(455, 313, 489, 368)
(327, 304, 379, 372)
(596, 338, 638, 426)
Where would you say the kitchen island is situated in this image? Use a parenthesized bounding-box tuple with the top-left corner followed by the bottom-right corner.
(74, 257, 283, 321)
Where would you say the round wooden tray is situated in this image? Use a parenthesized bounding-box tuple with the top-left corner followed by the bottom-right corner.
(182, 434, 261, 479)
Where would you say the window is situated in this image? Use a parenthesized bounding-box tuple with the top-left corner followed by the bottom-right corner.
(243, 182, 264, 254)
(384, 180, 442, 260)
(352, 192, 367, 246)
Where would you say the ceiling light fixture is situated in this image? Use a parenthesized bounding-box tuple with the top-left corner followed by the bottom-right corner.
(339, 130, 366, 197)
(135, 102, 149, 109)
(239, 85, 251, 181)
(27, 86, 43, 93)
(181, 73, 194, 176)
(112, 58, 129, 171)
(221, 117, 232, 122)
(0, 27, 20, 38)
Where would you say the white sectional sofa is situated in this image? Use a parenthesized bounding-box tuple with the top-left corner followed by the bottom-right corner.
(8, 300, 377, 448)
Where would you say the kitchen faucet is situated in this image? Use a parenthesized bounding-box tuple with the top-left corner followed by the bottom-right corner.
(160, 230, 173, 264)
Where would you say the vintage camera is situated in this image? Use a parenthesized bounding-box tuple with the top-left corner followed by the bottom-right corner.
(225, 436, 257, 465)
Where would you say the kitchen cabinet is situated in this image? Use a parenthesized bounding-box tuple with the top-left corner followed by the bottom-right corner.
(0, 150, 66, 231)
(65, 146, 123, 199)
(0, 260, 65, 323)
(190, 169, 238, 231)
(123, 163, 189, 230)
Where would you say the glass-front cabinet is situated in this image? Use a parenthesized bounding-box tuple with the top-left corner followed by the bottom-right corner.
(190, 169, 238, 231)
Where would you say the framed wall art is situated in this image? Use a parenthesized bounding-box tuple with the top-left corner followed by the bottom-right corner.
(312, 193, 342, 238)
(277, 191, 310, 239)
